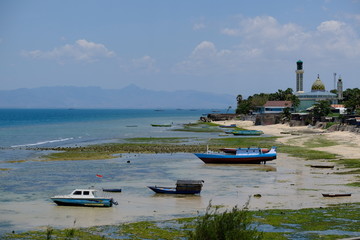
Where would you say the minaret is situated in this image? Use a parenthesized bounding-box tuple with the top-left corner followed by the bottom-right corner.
(337, 76, 343, 100)
(296, 60, 304, 93)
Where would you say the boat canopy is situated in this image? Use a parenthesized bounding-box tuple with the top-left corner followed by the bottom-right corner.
(176, 180, 204, 192)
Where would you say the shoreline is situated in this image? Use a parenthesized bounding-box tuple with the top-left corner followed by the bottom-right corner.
(214, 120, 360, 159)
(2, 119, 360, 238)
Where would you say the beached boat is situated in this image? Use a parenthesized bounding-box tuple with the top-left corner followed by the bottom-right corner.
(50, 189, 118, 207)
(220, 147, 270, 154)
(194, 147, 277, 164)
(219, 124, 236, 128)
(151, 124, 172, 127)
(322, 193, 352, 197)
(147, 180, 204, 194)
(232, 130, 263, 136)
(102, 188, 122, 192)
(310, 165, 335, 169)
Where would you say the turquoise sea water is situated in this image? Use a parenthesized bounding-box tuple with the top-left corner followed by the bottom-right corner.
(0, 109, 216, 162)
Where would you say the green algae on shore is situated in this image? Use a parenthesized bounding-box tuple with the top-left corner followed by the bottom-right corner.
(4, 203, 360, 240)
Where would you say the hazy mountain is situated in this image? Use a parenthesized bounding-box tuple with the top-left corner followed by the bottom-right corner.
(0, 85, 236, 109)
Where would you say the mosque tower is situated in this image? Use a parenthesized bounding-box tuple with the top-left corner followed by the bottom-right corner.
(337, 76, 343, 100)
(295, 60, 304, 93)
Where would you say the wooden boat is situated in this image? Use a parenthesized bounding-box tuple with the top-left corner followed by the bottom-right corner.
(220, 147, 270, 154)
(194, 147, 277, 164)
(151, 124, 172, 127)
(322, 193, 352, 197)
(51, 189, 118, 207)
(219, 124, 236, 128)
(147, 180, 204, 194)
(232, 130, 263, 136)
(102, 188, 122, 192)
(310, 165, 335, 169)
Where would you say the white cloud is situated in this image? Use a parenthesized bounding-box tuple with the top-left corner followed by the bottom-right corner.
(317, 20, 345, 34)
(193, 23, 205, 30)
(119, 55, 159, 74)
(176, 15, 360, 76)
(22, 39, 115, 63)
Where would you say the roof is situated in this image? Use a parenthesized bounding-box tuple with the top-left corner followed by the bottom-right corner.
(176, 180, 204, 185)
(331, 104, 345, 108)
(263, 101, 292, 107)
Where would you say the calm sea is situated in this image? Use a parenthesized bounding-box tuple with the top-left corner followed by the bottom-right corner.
(0, 108, 226, 235)
(0, 109, 219, 162)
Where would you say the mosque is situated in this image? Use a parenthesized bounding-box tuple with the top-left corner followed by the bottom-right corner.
(294, 60, 342, 111)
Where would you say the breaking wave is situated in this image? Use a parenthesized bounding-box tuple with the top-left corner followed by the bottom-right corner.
(11, 137, 74, 148)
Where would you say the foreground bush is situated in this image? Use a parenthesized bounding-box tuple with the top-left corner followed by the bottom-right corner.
(188, 202, 263, 240)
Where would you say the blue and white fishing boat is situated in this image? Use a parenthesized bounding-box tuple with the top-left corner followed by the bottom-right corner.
(51, 189, 118, 207)
(194, 147, 277, 164)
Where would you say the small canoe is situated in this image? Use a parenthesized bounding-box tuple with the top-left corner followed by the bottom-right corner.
(232, 130, 263, 136)
(311, 165, 335, 169)
(147, 186, 201, 194)
(322, 193, 351, 197)
(102, 188, 122, 192)
(219, 124, 236, 128)
(151, 124, 172, 127)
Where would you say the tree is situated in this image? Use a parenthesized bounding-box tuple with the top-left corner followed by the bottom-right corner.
(312, 100, 331, 121)
(343, 88, 360, 114)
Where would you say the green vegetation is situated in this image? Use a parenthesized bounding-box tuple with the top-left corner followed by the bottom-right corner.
(188, 201, 263, 240)
(303, 135, 338, 148)
(342, 88, 360, 114)
(278, 145, 338, 160)
(333, 159, 360, 187)
(209, 137, 278, 149)
(4, 203, 360, 239)
(173, 122, 223, 132)
(125, 137, 191, 144)
(254, 203, 360, 239)
(44, 150, 115, 161)
(36, 135, 342, 162)
(236, 88, 299, 114)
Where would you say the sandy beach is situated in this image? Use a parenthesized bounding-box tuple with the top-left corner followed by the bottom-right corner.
(215, 120, 360, 159)
(212, 120, 360, 209)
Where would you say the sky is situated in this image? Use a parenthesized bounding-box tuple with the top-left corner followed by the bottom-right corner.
(1, 0, 359, 97)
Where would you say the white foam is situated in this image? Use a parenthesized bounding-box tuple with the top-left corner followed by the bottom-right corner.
(11, 137, 74, 148)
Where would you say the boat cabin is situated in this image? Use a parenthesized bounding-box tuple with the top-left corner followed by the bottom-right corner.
(70, 189, 99, 198)
(176, 180, 204, 192)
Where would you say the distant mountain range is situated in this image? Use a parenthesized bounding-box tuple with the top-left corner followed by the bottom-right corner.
(0, 85, 236, 109)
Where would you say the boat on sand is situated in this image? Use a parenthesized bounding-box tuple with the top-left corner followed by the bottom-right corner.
(51, 189, 118, 207)
(220, 147, 270, 154)
(147, 180, 204, 194)
(194, 147, 277, 164)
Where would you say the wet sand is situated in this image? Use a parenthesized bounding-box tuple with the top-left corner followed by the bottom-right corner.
(1, 121, 359, 234)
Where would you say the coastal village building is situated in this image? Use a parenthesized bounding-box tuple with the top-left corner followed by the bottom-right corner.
(294, 60, 341, 111)
(257, 101, 293, 114)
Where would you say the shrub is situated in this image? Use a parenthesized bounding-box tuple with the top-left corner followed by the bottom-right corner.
(188, 201, 263, 240)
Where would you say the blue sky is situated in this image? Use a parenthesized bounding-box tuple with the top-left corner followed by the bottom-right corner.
(1, 0, 359, 97)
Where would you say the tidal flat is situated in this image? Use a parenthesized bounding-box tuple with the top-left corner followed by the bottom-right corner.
(1, 121, 360, 239)
(4, 203, 360, 239)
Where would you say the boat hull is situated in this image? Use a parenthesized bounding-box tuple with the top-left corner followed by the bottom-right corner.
(147, 186, 201, 194)
(322, 193, 351, 197)
(51, 198, 114, 207)
(194, 154, 276, 164)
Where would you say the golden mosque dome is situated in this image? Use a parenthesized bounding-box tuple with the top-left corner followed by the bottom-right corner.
(311, 74, 326, 92)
